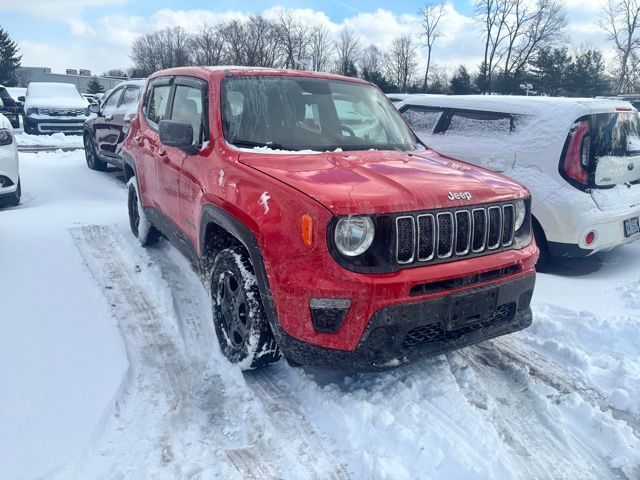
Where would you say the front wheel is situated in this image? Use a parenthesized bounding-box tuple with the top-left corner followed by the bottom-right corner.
(211, 247, 281, 370)
(127, 177, 161, 246)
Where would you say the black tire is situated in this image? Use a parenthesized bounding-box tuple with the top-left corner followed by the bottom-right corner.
(211, 247, 281, 370)
(532, 218, 550, 268)
(127, 178, 161, 246)
(0, 179, 20, 207)
(84, 133, 107, 171)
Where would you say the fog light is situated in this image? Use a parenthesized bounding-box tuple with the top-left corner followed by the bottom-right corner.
(584, 231, 595, 246)
(309, 298, 351, 333)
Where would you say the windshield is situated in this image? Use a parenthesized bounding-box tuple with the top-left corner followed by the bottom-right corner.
(27, 83, 83, 100)
(222, 76, 421, 152)
(592, 112, 640, 158)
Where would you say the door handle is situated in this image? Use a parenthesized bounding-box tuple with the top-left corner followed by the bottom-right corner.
(157, 148, 167, 158)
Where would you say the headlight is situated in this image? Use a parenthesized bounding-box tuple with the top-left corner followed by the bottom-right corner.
(0, 128, 13, 146)
(514, 199, 526, 232)
(334, 216, 375, 256)
(26, 107, 38, 116)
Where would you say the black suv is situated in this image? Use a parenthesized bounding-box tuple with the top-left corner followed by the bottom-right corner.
(83, 79, 146, 171)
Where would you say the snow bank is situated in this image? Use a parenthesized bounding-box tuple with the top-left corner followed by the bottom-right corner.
(15, 132, 84, 148)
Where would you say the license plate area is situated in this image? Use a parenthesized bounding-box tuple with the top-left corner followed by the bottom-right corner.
(446, 285, 499, 331)
(624, 217, 640, 237)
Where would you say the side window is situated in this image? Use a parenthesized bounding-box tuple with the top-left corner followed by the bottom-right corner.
(445, 110, 513, 136)
(170, 84, 206, 145)
(101, 89, 123, 117)
(401, 106, 443, 135)
(117, 86, 140, 117)
(145, 84, 171, 127)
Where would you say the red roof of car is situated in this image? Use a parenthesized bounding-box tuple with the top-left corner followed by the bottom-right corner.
(148, 66, 370, 85)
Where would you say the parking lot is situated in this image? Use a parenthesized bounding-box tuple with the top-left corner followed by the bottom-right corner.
(0, 144, 638, 479)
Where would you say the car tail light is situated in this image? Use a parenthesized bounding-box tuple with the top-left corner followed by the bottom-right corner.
(585, 231, 595, 246)
(563, 120, 590, 185)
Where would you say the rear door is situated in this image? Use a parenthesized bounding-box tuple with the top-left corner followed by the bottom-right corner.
(95, 87, 124, 158)
(168, 77, 209, 250)
(589, 111, 640, 212)
(110, 85, 141, 161)
(138, 77, 172, 215)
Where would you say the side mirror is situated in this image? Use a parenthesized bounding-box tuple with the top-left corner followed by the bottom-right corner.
(159, 120, 194, 151)
(88, 103, 100, 115)
(18, 96, 25, 102)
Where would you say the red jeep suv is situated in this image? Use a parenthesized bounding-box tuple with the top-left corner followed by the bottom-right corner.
(122, 67, 538, 370)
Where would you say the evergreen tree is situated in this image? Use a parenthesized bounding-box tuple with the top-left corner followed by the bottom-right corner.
(474, 62, 490, 94)
(0, 26, 21, 86)
(565, 49, 611, 97)
(529, 48, 570, 96)
(87, 76, 105, 95)
(450, 65, 475, 95)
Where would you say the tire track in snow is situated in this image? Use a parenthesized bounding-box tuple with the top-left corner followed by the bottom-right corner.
(149, 244, 352, 480)
(453, 342, 634, 479)
(66, 225, 284, 479)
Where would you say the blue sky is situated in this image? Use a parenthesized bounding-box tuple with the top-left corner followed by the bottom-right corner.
(0, 0, 607, 77)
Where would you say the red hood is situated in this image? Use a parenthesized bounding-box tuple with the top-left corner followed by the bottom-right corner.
(239, 149, 529, 215)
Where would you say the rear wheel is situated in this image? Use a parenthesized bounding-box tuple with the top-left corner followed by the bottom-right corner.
(84, 133, 107, 171)
(211, 247, 281, 370)
(127, 177, 161, 246)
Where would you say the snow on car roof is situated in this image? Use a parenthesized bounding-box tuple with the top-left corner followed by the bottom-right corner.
(398, 94, 636, 117)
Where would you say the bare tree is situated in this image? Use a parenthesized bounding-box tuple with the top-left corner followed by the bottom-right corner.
(223, 15, 280, 68)
(418, 1, 447, 90)
(601, 0, 640, 92)
(475, 0, 514, 92)
(384, 34, 418, 91)
(361, 45, 383, 74)
(310, 25, 332, 72)
(334, 27, 362, 76)
(275, 10, 311, 69)
(131, 27, 192, 76)
(191, 24, 227, 66)
(500, 0, 567, 75)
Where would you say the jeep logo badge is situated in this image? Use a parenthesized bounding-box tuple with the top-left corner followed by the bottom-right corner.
(448, 191, 472, 201)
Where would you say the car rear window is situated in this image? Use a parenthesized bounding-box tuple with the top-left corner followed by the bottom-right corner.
(401, 106, 443, 135)
(591, 112, 640, 157)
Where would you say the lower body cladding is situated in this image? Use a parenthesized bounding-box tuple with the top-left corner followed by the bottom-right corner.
(271, 273, 535, 371)
(23, 116, 85, 135)
(0, 148, 19, 205)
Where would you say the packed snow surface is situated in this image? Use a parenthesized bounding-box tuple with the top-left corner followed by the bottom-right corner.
(1, 150, 639, 479)
(15, 132, 84, 148)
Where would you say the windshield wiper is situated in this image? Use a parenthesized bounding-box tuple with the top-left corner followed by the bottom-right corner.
(230, 139, 295, 151)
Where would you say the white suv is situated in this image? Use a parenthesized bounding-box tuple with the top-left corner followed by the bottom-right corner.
(0, 112, 19, 207)
(398, 95, 640, 260)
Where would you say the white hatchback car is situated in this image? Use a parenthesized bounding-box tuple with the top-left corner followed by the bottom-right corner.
(0, 112, 20, 207)
(398, 95, 640, 260)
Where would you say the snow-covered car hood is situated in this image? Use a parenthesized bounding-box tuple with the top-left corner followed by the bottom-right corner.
(25, 96, 89, 110)
(239, 149, 529, 215)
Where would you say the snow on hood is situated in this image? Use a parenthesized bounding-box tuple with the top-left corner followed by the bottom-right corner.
(239, 149, 528, 215)
(25, 96, 89, 110)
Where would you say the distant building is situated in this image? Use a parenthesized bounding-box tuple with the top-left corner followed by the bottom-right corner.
(16, 67, 129, 93)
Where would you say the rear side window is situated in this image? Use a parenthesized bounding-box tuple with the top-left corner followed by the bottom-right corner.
(401, 106, 443, 135)
(101, 89, 123, 117)
(170, 84, 205, 146)
(145, 84, 171, 127)
(117, 86, 140, 117)
(446, 110, 513, 136)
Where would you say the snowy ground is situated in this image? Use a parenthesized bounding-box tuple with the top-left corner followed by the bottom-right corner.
(1, 149, 639, 479)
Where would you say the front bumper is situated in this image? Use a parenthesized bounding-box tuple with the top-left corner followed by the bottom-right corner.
(24, 116, 86, 135)
(273, 273, 535, 371)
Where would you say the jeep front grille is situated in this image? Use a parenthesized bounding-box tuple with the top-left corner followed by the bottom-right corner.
(394, 202, 516, 266)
